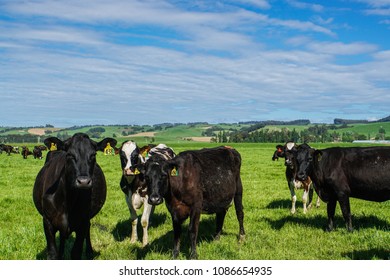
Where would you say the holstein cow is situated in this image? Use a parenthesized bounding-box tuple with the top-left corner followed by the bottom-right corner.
(33, 133, 116, 259)
(291, 143, 390, 231)
(119, 141, 175, 246)
(142, 146, 245, 259)
(272, 142, 320, 214)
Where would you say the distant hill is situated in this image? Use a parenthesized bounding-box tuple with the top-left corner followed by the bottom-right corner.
(334, 115, 390, 125)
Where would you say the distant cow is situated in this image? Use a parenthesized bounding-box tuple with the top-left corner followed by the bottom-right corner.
(33, 146, 43, 159)
(21, 146, 33, 159)
(1, 144, 17, 155)
(292, 143, 390, 231)
(142, 146, 245, 259)
(33, 133, 116, 259)
(119, 141, 174, 246)
(273, 142, 320, 214)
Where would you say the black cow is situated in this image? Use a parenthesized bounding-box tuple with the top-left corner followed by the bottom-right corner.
(1, 144, 17, 155)
(142, 146, 245, 259)
(21, 146, 33, 159)
(292, 143, 390, 231)
(273, 142, 320, 214)
(33, 133, 116, 259)
(33, 146, 43, 159)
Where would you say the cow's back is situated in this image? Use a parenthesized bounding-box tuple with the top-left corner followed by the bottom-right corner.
(170, 147, 242, 213)
(314, 147, 390, 202)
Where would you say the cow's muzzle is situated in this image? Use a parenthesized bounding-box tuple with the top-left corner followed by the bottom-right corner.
(148, 194, 163, 205)
(75, 176, 92, 189)
(296, 172, 307, 181)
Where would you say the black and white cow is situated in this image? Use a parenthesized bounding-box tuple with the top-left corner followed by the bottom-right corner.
(292, 143, 390, 231)
(119, 141, 175, 246)
(273, 142, 320, 214)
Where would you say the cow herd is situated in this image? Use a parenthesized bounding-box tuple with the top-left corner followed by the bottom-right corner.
(3, 133, 389, 259)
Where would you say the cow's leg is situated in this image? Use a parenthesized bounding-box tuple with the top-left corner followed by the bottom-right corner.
(326, 198, 337, 232)
(338, 196, 353, 232)
(71, 230, 86, 259)
(234, 185, 245, 242)
(289, 181, 297, 214)
(140, 199, 154, 247)
(85, 226, 94, 259)
(172, 216, 183, 259)
(43, 217, 58, 260)
(215, 209, 227, 241)
(307, 185, 314, 209)
(125, 192, 138, 244)
(58, 231, 66, 260)
(188, 210, 201, 260)
(302, 188, 309, 214)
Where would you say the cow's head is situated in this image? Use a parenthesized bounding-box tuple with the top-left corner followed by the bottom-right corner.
(141, 159, 174, 205)
(44, 133, 117, 189)
(273, 142, 297, 170)
(294, 143, 318, 181)
(119, 141, 145, 177)
(272, 145, 285, 161)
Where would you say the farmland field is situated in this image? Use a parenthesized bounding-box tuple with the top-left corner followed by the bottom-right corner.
(0, 142, 389, 260)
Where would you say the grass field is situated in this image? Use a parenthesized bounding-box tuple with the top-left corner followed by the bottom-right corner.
(0, 142, 389, 260)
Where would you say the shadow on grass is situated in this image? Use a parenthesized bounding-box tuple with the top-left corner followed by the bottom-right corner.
(112, 212, 168, 242)
(135, 217, 218, 260)
(35, 235, 101, 260)
(342, 248, 390, 260)
(265, 213, 390, 232)
(266, 199, 293, 210)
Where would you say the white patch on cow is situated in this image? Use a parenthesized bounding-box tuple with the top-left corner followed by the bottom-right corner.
(121, 141, 138, 171)
(286, 142, 295, 150)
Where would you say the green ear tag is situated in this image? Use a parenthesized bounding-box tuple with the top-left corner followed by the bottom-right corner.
(171, 167, 178, 176)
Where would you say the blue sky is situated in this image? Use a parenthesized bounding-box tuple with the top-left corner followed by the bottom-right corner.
(0, 0, 389, 127)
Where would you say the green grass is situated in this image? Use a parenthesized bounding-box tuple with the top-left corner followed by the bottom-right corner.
(0, 143, 389, 260)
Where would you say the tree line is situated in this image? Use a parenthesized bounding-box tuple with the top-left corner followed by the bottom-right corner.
(212, 124, 388, 143)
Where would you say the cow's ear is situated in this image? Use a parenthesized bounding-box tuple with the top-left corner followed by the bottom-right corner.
(96, 138, 117, 152)
(286, 142, 295, 151)
(313, 149, 323, 161)
(163, 161, 179, 177)
(44, 137, 65, 151)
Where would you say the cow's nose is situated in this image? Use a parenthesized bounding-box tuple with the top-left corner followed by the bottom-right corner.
(148, 194, 162, 205)
(297, 172, 306, 181)
(76, 176, 92, 188)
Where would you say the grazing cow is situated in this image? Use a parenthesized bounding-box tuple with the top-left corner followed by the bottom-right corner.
(1, 144, 17, 155)
(291, 143, 390, 231)
(21, 146, 33, 159)
(33, 133, 116, 259)
(33, 146, 43, 159)
(273, 142, 320, 214)
(142, 146, 245, 259)
(119, 141, 174, 246)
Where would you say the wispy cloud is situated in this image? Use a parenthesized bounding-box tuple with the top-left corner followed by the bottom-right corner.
(0, 0, 389, 126)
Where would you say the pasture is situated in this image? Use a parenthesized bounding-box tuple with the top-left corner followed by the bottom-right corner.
(0, 142, 389, 260)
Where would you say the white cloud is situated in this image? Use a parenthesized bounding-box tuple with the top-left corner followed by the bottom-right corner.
(307, 41, 378, 55)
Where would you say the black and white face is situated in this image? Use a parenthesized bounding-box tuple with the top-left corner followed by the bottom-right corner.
(120, 141, 143, 176)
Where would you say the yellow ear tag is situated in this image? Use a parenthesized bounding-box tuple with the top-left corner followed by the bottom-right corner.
(134, 168, 140, 175)
(171, 167, 178, 177)
(50, 143, 57, 151)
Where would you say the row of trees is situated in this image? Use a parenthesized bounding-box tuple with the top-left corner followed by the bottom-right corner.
(212, 125, 388, 143)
